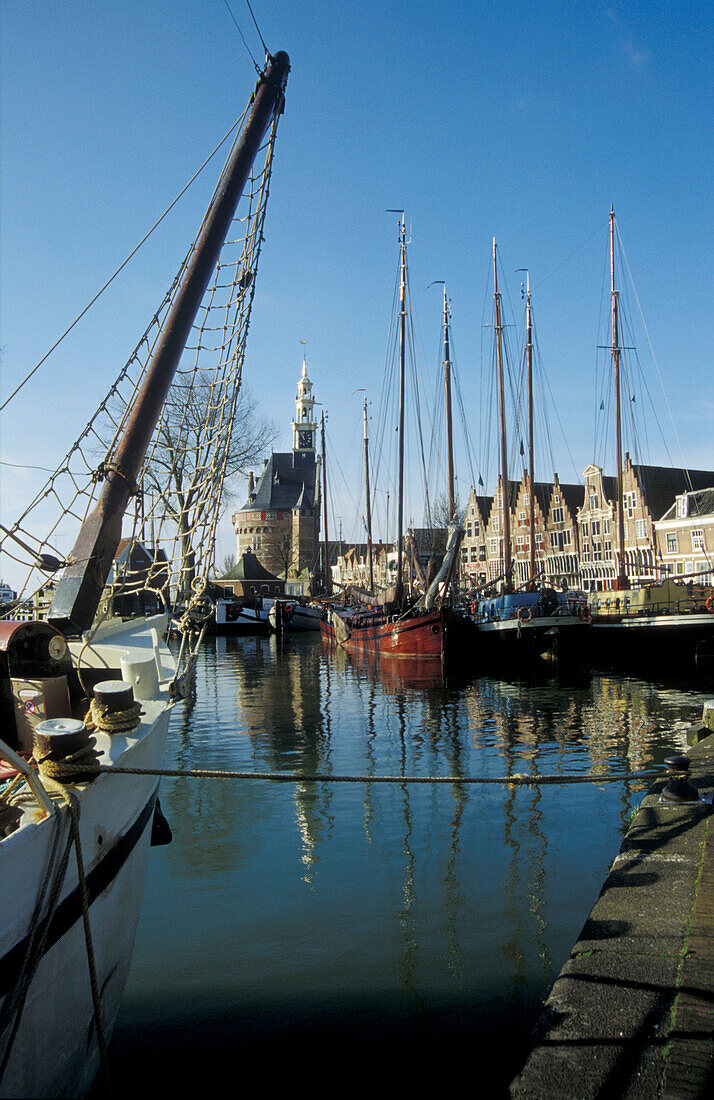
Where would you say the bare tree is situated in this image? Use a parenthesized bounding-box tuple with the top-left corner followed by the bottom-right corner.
(221, 552, 238, 576)
(143, 375, 275, 595)
(259, 525, 299, 580)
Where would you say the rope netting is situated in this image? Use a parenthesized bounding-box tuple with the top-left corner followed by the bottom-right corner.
(0, 106, 281, 649)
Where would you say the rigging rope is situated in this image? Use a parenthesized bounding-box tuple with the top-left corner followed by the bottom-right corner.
(45, 762, 664, 788)
(1, 103, 283, 688)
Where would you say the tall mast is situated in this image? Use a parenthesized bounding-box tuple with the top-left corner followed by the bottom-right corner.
(48, 51, 290, 634)
(396, 216, 407, 606)
(321, 410, 331, 595)
(493, 239, 512, 586)
(442, 286, 456, 522)
(610, 206, 628, 589)
(362, 393, 374, 592)
(524, 273, 535, 583)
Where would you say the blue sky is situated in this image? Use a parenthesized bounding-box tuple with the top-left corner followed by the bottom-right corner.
(1, 0, 712, 579)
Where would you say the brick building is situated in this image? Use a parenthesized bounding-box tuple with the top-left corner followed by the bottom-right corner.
(233, 359, 321, 581)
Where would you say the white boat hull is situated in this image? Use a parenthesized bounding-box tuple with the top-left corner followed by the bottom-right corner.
(0, 616, 175, 1098)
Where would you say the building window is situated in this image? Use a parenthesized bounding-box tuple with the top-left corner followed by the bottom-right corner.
(603, 518, 611, 534)
(535, 533, 544, 550)
(593, 541, 602, 561)
(489, 538, 498, 555)
(479, 546, 486, 561)
(666, 532, 678, 553)
(636, 519, 647, 539)
(492, 516, 499, 532)
(676, 495, 688, 518)
(590, 493, 599, 510)
(552, 506, 564, 524)
(563, 529, 572, 546)
(591, 520, 600, 536)
(581, 522, 588, 536)
(624, 491, 636, 517)
(604, 541, 612, 559)
(692, 529, 705, 551)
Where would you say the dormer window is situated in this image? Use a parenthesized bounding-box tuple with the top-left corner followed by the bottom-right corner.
(676, 494, 688, 518)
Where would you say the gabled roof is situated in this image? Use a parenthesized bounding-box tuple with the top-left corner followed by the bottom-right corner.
(551, 480, 583, 519)
(467, 491, 493, 517)
(239, 451, 317, 512)
(633, 464, 714, 522)
(660, 486, 714, 521)
(234, 551, 281, 582)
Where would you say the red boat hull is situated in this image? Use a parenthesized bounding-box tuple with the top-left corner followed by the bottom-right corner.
(320, 607, 475, 664)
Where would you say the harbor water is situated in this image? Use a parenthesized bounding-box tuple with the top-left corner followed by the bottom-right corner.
(107, 633, 714, 1095)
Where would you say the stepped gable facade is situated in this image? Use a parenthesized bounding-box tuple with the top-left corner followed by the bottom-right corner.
(543, 474, 582, 589)
(511, 473, 551, 586)
(484, 476, 520, 582)
(232, 359, 321, 580)
(578, 456, 714, 590)
(461, 488, 493, 585)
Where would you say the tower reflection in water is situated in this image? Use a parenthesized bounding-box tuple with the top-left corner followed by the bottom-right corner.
(112, 633, 712, 1095)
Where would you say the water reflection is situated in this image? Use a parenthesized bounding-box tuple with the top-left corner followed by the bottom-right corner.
(112, 633, 714, 1095)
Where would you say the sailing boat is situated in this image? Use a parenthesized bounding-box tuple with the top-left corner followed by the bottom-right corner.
(587, 209, 714, 668)
(0, 51, 289, 1097)
(320, 218, 475, 666)
(470, 242, 590, 664)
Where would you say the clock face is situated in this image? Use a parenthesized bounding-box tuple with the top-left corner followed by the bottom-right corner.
(298, 429, 313, 449)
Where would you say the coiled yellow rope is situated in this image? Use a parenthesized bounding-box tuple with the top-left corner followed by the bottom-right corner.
(83, 699, 144, 733)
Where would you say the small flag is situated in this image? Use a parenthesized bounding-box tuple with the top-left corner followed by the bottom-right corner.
(631, 394, 636, 403)
(599, 400, 604, 410)
(478, 474, 484, 487)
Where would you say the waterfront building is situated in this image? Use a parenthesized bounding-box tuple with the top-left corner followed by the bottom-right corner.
(655, 487, 714, 580)
(542, 475, 582, 590)
(483, 477, 519, 583)
(214, 551, 285, 599)
(233, 358, 321, 581)
(577, 456, 714, 590)
(460, 488, 492, 586)
(0, 580, 16, 605)
(510, 474, 550, 586)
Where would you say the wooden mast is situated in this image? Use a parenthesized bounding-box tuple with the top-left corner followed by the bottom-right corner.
(48, 51, 290, 634)
(442, 285, 456, 522)
(524, 273, 536, 584)
(610, 206, 628, 590)
(321, 410, 331, 595)
(395, 215, 407, 606)
(362, 393, 374, 592)
(493, 239, 512, 588)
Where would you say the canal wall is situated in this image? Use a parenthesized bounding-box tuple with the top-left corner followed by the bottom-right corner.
(510, 712, 714, 1099)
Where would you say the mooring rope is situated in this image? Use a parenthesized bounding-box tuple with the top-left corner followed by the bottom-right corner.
(49, 763, 665, 787)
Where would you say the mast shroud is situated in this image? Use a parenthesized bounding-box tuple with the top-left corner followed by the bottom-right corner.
(49, 51, 290, 635)
(525, 278, 535, 583)
(362, 394, 374, 593)
(321, 411, 331, 595)
(493, 240, 512, 587)
(395, 217, 407, 607)
(442, 286, 456, 523)
(610, 207, 628, 590)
